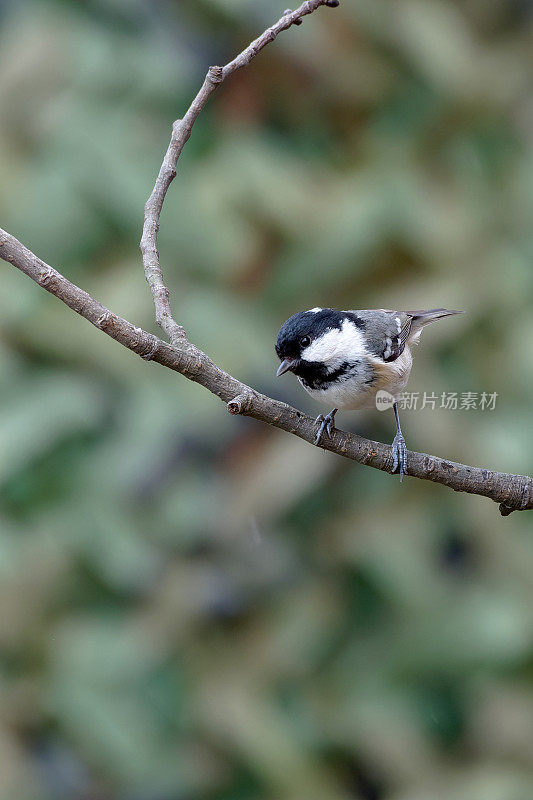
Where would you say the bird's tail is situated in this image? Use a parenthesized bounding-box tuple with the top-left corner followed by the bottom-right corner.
(406, 308, 464, 343)
(409, 308, 463, 325)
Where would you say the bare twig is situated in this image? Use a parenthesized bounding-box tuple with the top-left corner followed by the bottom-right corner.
(140, 0, 337, 344)
(1, 228, 531, 515)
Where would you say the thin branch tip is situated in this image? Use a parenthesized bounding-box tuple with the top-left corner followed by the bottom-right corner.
(284, 9, 303, 25)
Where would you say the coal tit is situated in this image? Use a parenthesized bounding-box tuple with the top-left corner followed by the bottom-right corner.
(275, 307, 462, 479)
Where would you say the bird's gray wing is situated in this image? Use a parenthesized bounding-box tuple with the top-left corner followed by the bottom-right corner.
(348, 310, 413, 363)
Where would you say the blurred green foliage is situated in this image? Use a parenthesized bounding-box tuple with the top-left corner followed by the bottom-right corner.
(1, 1, 533, 798)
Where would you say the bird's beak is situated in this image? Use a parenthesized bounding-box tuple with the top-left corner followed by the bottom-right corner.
(276, 358, 297, 377)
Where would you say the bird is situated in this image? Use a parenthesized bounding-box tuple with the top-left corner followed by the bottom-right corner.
(275, 307, 463, 479)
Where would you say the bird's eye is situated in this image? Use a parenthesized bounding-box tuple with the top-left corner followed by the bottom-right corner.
(300, 335, 311, 347)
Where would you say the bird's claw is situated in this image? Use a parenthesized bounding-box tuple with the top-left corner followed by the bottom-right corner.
(314, 409, 337, 446)
(391, 433, 408, 481)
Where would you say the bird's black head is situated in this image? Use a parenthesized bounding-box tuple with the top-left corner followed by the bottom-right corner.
(275, 307, 349, 377)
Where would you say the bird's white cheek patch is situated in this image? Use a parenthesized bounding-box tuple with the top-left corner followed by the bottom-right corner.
(302, 319, 367, 364)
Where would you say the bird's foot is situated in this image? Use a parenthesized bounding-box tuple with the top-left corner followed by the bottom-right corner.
(314, 408, 337, 446)
(391, 432, 408, 481)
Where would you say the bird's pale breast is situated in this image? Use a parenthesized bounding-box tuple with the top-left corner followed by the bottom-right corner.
(300, 347, 413, 410)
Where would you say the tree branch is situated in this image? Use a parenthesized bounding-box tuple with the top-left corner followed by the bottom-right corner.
(1, 228, 531, 515)
(1, 0, 530, 516)
(140, 0, 337, 344)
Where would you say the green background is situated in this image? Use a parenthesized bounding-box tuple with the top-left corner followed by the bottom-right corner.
(1, 1, 533, 798)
